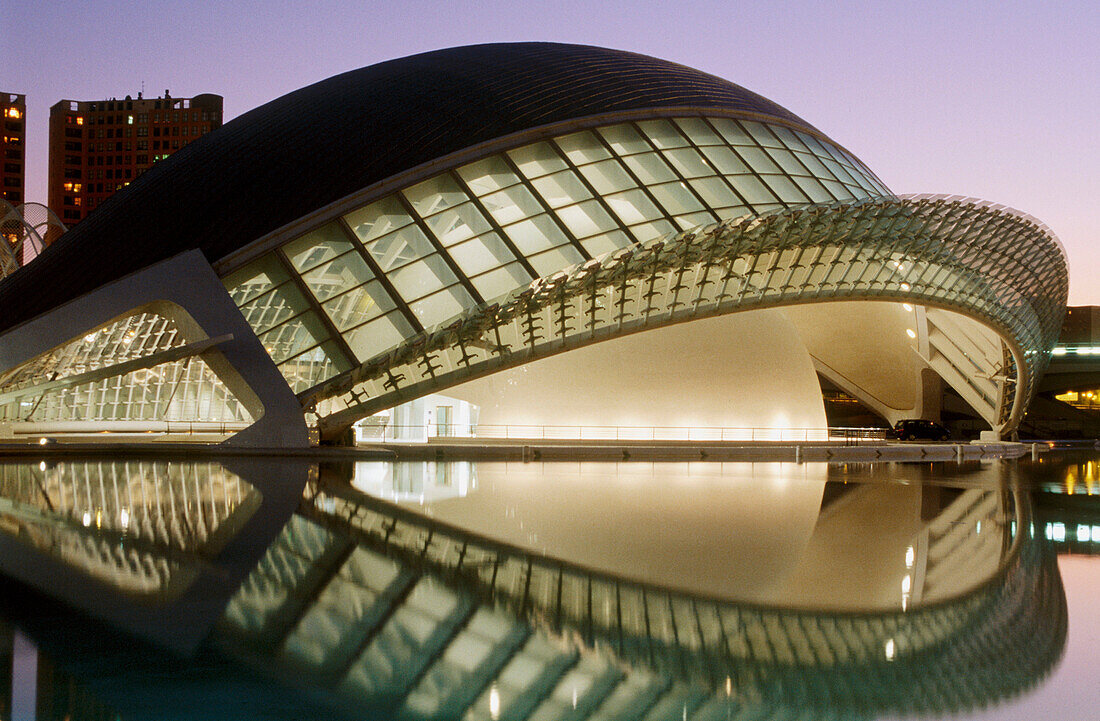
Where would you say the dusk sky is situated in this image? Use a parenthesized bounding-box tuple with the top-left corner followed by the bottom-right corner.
(6, 1, 1097, 301)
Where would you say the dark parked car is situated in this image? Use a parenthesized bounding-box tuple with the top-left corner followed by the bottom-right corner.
(889, 419, 950, 441)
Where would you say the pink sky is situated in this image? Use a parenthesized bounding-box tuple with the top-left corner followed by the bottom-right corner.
(5, 1, 1096, 301)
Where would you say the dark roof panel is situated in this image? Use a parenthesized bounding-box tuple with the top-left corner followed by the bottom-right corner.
(0, 42, 827, 333)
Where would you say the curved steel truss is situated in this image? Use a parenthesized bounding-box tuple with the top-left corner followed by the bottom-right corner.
(306, 195, 1067, 438)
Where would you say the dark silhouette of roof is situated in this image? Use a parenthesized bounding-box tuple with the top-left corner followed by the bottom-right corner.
(0, 42, 826, 333)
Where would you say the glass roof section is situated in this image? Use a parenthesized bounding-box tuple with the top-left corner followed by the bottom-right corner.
(223, 116, 889, 392)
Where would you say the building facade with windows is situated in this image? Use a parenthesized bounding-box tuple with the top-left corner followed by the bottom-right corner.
(0, 43, 1068, 447)
(47, 92, 222, 225)
(1, 94, 25, 207)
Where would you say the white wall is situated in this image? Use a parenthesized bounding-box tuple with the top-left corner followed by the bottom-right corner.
(444, 308, 828, 436)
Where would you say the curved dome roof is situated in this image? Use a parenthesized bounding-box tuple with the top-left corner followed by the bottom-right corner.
(0, 42, 832, 333)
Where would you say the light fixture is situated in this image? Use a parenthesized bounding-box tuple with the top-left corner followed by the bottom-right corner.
(906, 328, 917, 339)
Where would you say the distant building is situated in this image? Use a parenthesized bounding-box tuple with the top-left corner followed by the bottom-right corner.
(1, 93, 25, 206)
(47, 91, 222, 225)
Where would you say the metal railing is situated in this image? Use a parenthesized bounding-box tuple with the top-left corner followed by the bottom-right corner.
(355, 423, 888, 444)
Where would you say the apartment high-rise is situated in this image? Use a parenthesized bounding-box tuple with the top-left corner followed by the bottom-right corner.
(1, 94, 25, 205)
(48, 91, 222, 224)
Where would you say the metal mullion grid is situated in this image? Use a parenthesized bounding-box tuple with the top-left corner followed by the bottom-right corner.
(838, 208, 898, 292)
(754, 121, 850, 202)
(238, 282, 307, 338)
(830, 146, 880, 196)
(392, 191, 486, 309)
(270, 249, 357, 371)
(586, 128, 682, 240)
(863, 209, 917, 290)
(793, 131, 854, 192)
(333, 216, 425, 343)
(549, 132, 646, 246)
(627, 119, 726, 224)
(446, 167, 545, 279)
(906, 207, 966, 293)
(696, 117, 787, 214)
(490, 154, 594, 265)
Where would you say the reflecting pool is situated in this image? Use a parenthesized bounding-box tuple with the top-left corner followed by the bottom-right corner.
(0, 452, 1097, 719)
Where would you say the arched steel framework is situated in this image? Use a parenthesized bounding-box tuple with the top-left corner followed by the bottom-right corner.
(305, 195, 1067, 439)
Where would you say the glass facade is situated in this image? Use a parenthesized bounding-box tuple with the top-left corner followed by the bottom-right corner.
(308, 196, 1066, 436)
(0, 310, 253, 425)
(224, 116, 889, 392)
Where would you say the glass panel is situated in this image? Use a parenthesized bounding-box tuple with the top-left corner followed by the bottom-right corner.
(713, 206, 752, 222)
(728, 175, 779, 206)
(321, 280, 397, 331)
(597, 124, 650, 155)
(301, 250, 374, 302)
(700, 146, 750, 176)
(448, 233, 517, 276)
(530, 170, 591, 208)
(581, 230, 632, 257)
(674, 211, 716, 230)
(403, 175, 468, 217)
(554, 131, 610, 165)
(622, 152, 677, 185)
(636, 119, 688, 149)
(470, 263, 530, 300)
(674, 118, 723, 146)
(821, 156, 857, 185)
(761, 175, 810, 204)
(424, 202, 492, 246)
(344, 311, 416, 361)
(279, 341, 345, 393)
(555, 200, 618, 239)
(792, 175, 834, 203)
(224, 256, 289, 306)
(648, 181, 705, 215)
(388, 255, 459, 300)
(735, 146, 781, 174)
(764, 147, 809, 176)
(662, 148, 714, 179)
(821, 179, 855, 200)
(283, 223, 354, 274)
(528, 245, 585, 276)
(366, 224, 435, 272)
(238, 283, 311, 336)
(578, 159, 635, 194)
(742, 120, 782, 148)
(345, 196, 413, 244)
(796, 131, 831, 158)
(258, 311, 330, 364)
(793, 151, 832, 179)
(456, 156, 519, 196)
(482, 184, 544, 225)
(630, 219, 676, 243)
(409, 285, 476, 326)
(770, 124, 810, 153)
(468, 264, 528, 299)
(604, 188, 662, 225)
(688, 177, 743, 209)
(708, 117, 753, 146)
(507, 142, 567, 178)
(503, 214, 570, 255)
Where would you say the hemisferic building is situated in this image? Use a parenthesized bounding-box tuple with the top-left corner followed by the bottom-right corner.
(0, 43, 1068, 447)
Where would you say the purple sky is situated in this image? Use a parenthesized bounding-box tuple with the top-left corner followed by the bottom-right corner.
(6, 1, 1097, 302)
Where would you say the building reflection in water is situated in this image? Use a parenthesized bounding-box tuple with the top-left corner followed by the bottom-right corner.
(0, 455, 1081, 720)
